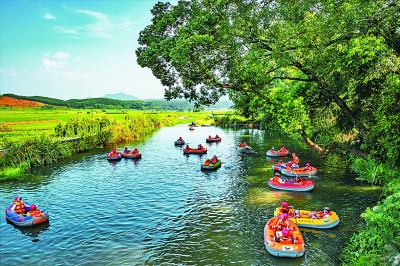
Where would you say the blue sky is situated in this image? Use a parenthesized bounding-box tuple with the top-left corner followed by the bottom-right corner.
(0, 0, 176, 100)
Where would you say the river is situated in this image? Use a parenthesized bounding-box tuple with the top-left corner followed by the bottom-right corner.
(0, 124, 380, 265)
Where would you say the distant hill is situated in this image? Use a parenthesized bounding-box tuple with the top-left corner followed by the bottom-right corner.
(0, 95, 46, 108)
(103, 92, 138, 101)
(1, 93, 232, 111)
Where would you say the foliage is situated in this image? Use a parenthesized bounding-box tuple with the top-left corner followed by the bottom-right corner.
(136, 0, 400, 167)
(350, 156, 396, 186)
(340, 191, 400, 266)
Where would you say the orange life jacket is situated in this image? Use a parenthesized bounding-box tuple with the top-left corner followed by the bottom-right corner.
(293, 156, 299, 165)
(277, 219, 290, 230)
(279, 236, 293, 244)
(13, 200, 26, 214)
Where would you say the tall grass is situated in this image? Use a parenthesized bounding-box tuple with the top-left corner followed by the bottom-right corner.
(0, 109, 212, 180)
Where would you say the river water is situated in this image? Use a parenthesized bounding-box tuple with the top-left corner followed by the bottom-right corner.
(0, 125, 380, 265)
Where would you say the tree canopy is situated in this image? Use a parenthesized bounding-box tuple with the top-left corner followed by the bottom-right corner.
(136, 0, 399, 166)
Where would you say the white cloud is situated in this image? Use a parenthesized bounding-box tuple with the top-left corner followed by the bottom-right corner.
(53, 26, 79, 36)
(41, 51, 70, 70)
(37, 52, 91, 81)
(54, 9, 112, 39)
(42, 58, 67, 69)
(53, 51, 70, 60)
(43, 12, 56, 20)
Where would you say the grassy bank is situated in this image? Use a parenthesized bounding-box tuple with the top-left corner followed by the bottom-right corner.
(0, 108, 212, 180)
(340, 157, 400, 265)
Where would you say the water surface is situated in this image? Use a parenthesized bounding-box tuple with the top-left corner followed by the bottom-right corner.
(0, 125, 380, 265)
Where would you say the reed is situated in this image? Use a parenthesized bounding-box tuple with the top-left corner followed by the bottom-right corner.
(0, 109, 212, 180)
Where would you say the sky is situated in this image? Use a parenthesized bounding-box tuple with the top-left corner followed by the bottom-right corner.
(0, 0, 177, 100)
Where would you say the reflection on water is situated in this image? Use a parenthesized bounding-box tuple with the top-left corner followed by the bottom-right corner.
(7, 220, 50, 241)
(0, 125, 380, 265)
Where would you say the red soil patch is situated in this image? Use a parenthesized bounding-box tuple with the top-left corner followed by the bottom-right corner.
(0, 96, 46, 108)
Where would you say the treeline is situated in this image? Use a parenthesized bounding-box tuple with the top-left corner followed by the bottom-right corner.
(136, 1, 399, 264)
(3, 94, 232, 111)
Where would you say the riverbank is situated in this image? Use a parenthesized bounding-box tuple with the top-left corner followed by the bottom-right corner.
(0, 109, 212, 180)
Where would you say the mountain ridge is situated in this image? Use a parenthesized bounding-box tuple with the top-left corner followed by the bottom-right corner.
(102, 92, 138, 101)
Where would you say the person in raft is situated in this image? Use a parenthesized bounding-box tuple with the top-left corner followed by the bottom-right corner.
(132, 148, 139, 155)
(320, 207, 332, 218)
(123, 147, 130, 153)
(272, 172, 286, 184)
(274, 213, 291, 231)
(211, 155, 218, 164)
(305, 162, 313, 171)
(177, 136, 183, 141)
(292, 152, 300, 166)
(197, 144, 204, 150)
(278, 146, 287, 153)
(269, 146, 275, 153)
(108, 148, 119, 156)
(185, 145, 190, 150)
(215, 134, 219, 139)
(10, 196, 31, 215)
(295, 175, 303, 183)
(279, 201, 295, 216)
(275, 228, 299, 244)
(238, 142, 247, 147)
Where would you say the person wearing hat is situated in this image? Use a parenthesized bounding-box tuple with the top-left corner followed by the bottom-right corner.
(321, 207, 331, 218)
(272, 172, 286, 184)
(10, 196, 30, 214)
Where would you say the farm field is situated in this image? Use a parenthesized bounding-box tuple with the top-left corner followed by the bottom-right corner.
(0, 108, 213, 149)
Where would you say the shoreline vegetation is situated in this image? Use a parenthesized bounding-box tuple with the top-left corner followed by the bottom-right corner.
(0, 108, 213, 181)
(1, 107, 399, 265)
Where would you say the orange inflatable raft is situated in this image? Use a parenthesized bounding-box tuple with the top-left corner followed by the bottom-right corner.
(264, 217, 305, 258)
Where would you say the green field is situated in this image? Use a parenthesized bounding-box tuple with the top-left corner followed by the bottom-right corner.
(0, 108, 215, 149)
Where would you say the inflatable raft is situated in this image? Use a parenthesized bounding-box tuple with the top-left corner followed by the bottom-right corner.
(183, 147, 207, 155)
(201, 160, 221, 170)
(266, 150, 290, 157)
(106, 154, 121, 161)
(121, 152, 142, 159)
(206, 137, 221, 143)
(274, 207, 340, 229)
(268, 177, 314, 192)
(174, 140, 185, 146)
(6, 204, 49, 227)
(272, 161, 300, 172)
(264, 217, 305, 258)
(281, 167, 318, 177)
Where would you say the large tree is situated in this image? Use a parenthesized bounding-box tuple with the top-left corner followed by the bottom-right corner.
(136, 0, 399, 166)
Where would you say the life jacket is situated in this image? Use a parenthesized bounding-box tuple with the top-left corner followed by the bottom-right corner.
(204, 160, 210, 166)
(281, 207, 290, 214)
(277, 219, 290, 230)
(279, 236, 293, 244)
(13, 200, 26, 214)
